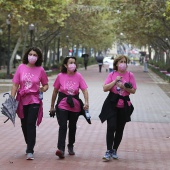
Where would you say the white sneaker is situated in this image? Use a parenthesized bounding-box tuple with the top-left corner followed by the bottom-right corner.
(26, 153, 34, 160)
(102, 150, 111, 161)
(111, 149, 118, 159)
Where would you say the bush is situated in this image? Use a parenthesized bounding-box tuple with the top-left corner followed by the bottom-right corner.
(59, 56, 64, 63)
(51, 64, 59, 70)
(167, 68, 170, 73)
(149, 65, 170, 83)
(158, 63, 167, 70)
(88, 57, 97, 65)
(44, 66, 50, 70)
(148, 60, 170, 71)
(0, 72, 6, 79)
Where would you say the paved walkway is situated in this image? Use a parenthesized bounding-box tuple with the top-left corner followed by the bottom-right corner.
(0, 64, 170, 170)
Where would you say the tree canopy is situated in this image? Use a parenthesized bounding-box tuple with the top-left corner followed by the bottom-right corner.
(0, 0, 170, 68)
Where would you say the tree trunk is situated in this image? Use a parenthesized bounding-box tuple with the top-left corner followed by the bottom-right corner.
(166, 51, 170, 65)
(21, 27, 29, 57)
(10, 36, 22, 71)
(86, 47, 91, 57)
(75, 44, 79, 57)
(43, 45, 48, 68)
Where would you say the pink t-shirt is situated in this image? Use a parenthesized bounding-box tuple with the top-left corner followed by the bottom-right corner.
(12, 64, 48, 105)
(53, 72, 88, 112)
(104, 71, 137, 108)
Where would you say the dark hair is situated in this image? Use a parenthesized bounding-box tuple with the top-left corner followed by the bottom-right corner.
(61, 56, 77, 73)
(22, 47, 43, 66)
(113, 55, 128, 71)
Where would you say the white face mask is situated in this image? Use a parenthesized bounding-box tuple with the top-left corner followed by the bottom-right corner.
(67, 63, 76, 72)
(28, 55, 38, 64)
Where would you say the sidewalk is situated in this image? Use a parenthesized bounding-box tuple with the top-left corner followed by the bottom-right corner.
(0, 64, 170, 170)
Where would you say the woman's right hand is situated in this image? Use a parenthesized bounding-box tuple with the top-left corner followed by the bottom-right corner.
(49, 108, 56, 118)
(116, 76, 122, 82)
(50, 107, 55, 112)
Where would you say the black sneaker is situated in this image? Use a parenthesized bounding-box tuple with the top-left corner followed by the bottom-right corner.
(68, 146, 75, 155)
(56, 149, 65, 159)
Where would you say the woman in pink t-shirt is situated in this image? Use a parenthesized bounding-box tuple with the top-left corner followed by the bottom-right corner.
(11, 47, 49, 160)
(99, 55, 137, 161)
(50, 56, 89, 159)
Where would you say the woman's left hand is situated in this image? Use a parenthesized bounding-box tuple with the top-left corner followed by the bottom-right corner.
(83, 103, 89, 110)
(40, 84, 49, 92)
(40, 87, 44, 92)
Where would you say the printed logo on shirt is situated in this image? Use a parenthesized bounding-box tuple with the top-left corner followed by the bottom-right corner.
(65, 80, 76, 95)
(23, 72, 34, 89)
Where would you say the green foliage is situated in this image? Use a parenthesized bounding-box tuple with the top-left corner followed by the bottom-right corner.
(89, 57, 97, 65)
(44, 66, 50, 70)
(0, 0, 69, 26)
(149, 60, 169, 70)
(51, 64, 59, 70)
(167, 67, 170, 73)
(0, 72, 6, 79)
(76, 57, 83, 66)
(149, 65, 170, 83)
(0, 0, 170, 71)
(76, 56, 97, 67)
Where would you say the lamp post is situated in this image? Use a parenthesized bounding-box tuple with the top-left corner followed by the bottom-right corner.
(29, 23, 35, 47)
(57, 34, 60, 62)
(149, 45, 152, 59)
(0, 28, 3, 70)
(6, 15, 11, 78)
(66, 35, 69, 55)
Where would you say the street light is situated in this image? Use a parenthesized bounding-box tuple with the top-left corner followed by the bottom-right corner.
(6, 14, 11, 78)
(66, 35, 69, 55)
(29, 23, 35, 47)
(0, 28, 3, 70)
(57, 34, 60, 62)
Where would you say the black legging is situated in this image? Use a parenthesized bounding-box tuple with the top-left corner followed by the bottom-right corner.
(106, 108, 126, 151)
(84, 62, 88, 70)
(21, 104, 39, 154)
(56, 109, 79, 152)
(99, 65, 102, 72)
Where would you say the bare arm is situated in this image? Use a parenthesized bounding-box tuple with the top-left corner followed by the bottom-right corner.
(40, 84, 49, 92)
(103, 75, 136, 94)
(103, 80, 117, 92)
(81, 89, 89, 110)
(103, 76, 121, 92)
(11, 83, 19, 98)
(50, 88, 58, 111)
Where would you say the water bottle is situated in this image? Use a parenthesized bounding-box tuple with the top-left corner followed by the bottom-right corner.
(116, 80, 121, 92)
(85, 110, 91, 119)
(39, 91, 43, 100)
(116, 86, 121, 92)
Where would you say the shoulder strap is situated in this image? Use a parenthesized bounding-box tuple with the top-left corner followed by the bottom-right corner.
(111, 71, 115, 81)
(129, 71, 131, 82)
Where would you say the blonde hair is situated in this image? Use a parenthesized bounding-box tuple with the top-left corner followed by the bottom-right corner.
(113, 55, 128, 71)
